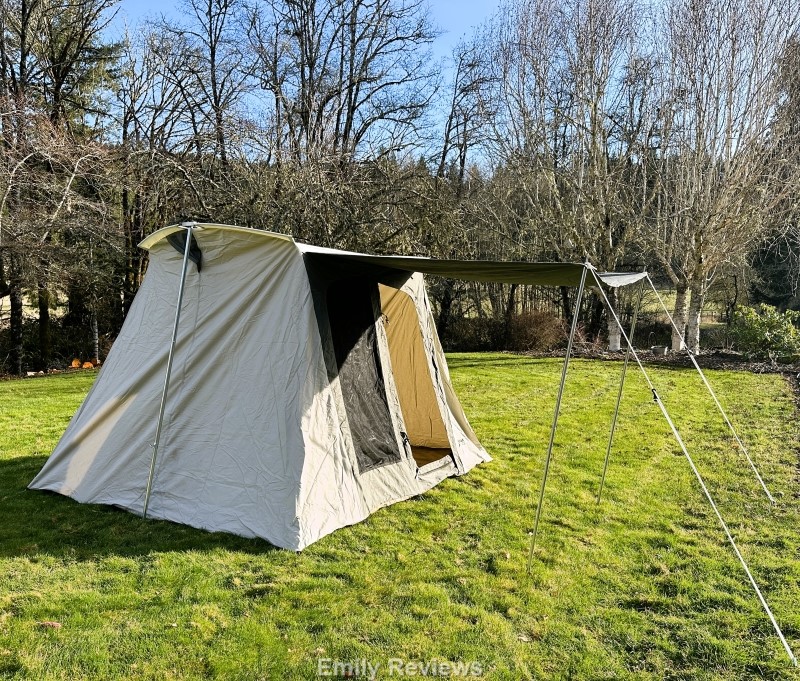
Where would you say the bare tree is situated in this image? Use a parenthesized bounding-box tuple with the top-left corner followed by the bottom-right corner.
(747, 37, 800, 313)
(159, 0, 251, 178)
(113, 27, 210, 316)
(437, 36, 495, 188)
(0, 107, 111, 370)
(648, 0, 800, 351)
(0, 0, 118, 371)
(248, 0, 437, 163)
(479, 0, 659, 347)
(240, 0, 439, 247)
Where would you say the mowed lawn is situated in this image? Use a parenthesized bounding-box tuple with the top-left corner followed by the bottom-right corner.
(0, 354, 799, 680)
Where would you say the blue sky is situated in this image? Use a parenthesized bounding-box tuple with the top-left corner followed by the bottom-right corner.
(109, 0, 498, 60)
(428, 0, 498, 56)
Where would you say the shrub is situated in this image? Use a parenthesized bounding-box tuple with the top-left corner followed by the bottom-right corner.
(700, 324, 728, 349)
(440, 311, 565, 352)
(505, 311, 565, 352)
(440, 316, 496, 352)
(729, 304, 800, 361)
(0, 317, 114, 374)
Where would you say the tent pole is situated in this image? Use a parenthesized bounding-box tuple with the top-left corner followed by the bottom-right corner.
(590, 270, 797, 667)
(527, 263, 588, 574)
(143, 223, 195, 520)
(597, 279, 645, 504)
(644, 276, 774, 503)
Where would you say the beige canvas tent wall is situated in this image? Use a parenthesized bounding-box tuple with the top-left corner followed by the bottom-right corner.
(29, 223, 633, 550)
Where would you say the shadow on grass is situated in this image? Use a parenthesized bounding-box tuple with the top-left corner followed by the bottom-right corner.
(446, 352, 764, 377)
(0, 455, 279, 560)
(445, 354, 548, 371)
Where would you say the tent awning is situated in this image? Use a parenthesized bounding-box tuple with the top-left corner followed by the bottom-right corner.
(298, 244, 645, 288)
(141, 224, 646, 288)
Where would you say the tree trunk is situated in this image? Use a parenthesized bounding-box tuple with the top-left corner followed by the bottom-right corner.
(437, 280, 454, 342)
(671, 283, 689, 351)
(725, 274, 738, 325)
(122, 192, 145, 319)
(9, 257, 23, 375)
(605, 288, 621, 351)
(487, 283, 505, 320)
(65, 283, 89, 328)
(586, 295, 604, 341)
(471, 283, 484, 319)
(0, 252, 7, 299)
(503, 283, 518, 348)
(37, 279, 51, 370)
(560, 286, 572, 322)
(686, 284, 705, 354)
(91, 306, 99, 363)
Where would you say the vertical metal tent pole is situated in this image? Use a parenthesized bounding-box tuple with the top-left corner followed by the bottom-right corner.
(590, 269, 797, 667)
(597, 279, 645, 504)
(526, 264, 588, 574)
(142, 223, 194, 520)
(644, 276, 775, 503)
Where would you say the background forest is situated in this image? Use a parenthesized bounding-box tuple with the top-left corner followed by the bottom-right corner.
(0, 0, 799, 374)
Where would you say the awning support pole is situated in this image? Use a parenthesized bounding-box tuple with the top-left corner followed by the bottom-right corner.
(527, 263, 588, 574)
(644, 276, 774, 503)
(590, 270, 797, 667)
(597, 279, 644, 504)
(143, 222, 195, 520)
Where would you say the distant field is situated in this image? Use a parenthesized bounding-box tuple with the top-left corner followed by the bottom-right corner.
(634, 288, 726, 324)
(0, 355, 798, 679)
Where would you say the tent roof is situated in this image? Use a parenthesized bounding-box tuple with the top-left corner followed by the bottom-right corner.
(140, 224, 646, 288)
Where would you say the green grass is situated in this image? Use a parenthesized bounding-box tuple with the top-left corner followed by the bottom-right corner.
(1, 355, 799, 679)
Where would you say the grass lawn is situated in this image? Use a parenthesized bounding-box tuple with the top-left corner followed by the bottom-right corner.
(0, 354, 799, 680)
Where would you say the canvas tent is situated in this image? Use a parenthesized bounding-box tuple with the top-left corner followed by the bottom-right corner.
(28, 223, 638, 550)
(27, 221, 798, 665)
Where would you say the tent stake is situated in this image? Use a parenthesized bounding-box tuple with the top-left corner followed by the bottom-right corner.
(527, 263, 588, 574)
(644, 276, 774, 503)
(143, 223, 195, 519)
(590, 270, 797, 667)
(597, 279, 644, 504)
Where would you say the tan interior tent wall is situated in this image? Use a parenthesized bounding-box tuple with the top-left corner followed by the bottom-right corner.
(379, 284, 453, 467)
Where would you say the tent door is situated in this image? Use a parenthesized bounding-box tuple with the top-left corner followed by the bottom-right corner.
(378, 284, 454, 469)
(327, 278, 404, 474)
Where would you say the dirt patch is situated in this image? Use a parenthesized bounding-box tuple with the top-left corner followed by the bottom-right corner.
(518, 347, 800, 376)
